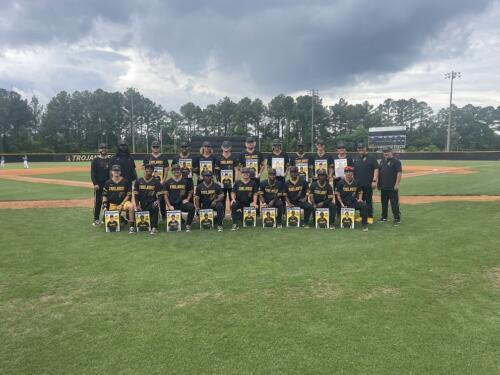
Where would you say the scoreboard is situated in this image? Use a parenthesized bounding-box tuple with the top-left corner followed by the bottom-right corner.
(368, 126, 406, 150)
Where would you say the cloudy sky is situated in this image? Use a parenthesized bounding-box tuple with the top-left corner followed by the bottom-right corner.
(1, 0, 499, 111)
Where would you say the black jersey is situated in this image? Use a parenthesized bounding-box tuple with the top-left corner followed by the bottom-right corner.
(143, 154, 169, 180)
(266, 151, 289, 177)
(172, 154, 196, 179)
(109, 154, 137, 182)
(195, 181, 223, 208)
(333, 155, 355, 179)
(163, 177, 193, 205)
(233, 179, 258, 205)
(134, 177, 163, 205)
(285, 178, 309, 202)
(309, 153, 334, 178)
(336, 178, 362, 206)
(259, 179, 284, 203)
(216, 153, 238, 188)
(308, 180, 334, 205)
(290, 152, 310, 178)
(197, 154, 217, 176)
(239, 150, 263, 178)
(103, 177, 132, 205)
(90, 156, 110, 185)
(353, 154, 379, 187)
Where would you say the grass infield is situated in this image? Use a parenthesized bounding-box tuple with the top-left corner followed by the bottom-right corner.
(0, 203, 499, 374)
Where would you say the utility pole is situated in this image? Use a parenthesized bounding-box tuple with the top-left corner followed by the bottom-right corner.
(131, 92, 136, 154)
(310, 89, 318, 152)
(444, 71, 461, 152)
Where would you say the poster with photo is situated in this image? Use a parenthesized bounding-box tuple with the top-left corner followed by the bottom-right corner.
(262, 207, 277, 228)
(153, 166, 164, 179)
(166, 210, 182, 232)
(340, 207, 355, 229)
(178, 158, 193, 178)
(199, 209, 214, 230)
(105, 210, 120, 232)
(243, 207, 257, 227)
(245, 158, 259, 177)
(199, 160, 213, 174)
(315, 208, 329, 229)
(220, 169, 233, 186)
(296, 162, 309, 178)
(314, 159, 328, 177)
(334, 158, 348, 178)
(271, 157, 285, 177)
(286, 207, 301, 228)
(135, 211, 151, 232)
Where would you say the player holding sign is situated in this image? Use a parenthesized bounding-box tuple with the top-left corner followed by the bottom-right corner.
(172, 141, 195, 185)
(102, 164, 135, 233)
(195, 170, 225, 232)
(308, 169, 336, 229)
(259, 168, 285, 228)
(239, 137, 264, 184)
(310, 139, 334, 181)
(335, 166, 369, 232)
(289, 141, 309, 180)
(143, 140, 169, 220)
(132, 163, 163, 234)
(285, 166, 313, 228)
(231, 168, 258, 230)
(163, 165, 196, 232)
(197, 141, 217, 184)
(266, 139, 289, 184)
(216, 141, 238, 211)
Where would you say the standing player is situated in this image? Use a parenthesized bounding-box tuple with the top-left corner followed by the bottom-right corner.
(0, 156, 5, 168)
(109, 141, 137, 183)
(163, 165, 195, 232)
(308, 170, 336, 229)
(378, 147, 402, 225)
(195, 170, 225, 232)
(102, 165, 135, 233)
(90, 143, 110, 226)
(284, 166, 313, 227)
(132, 164, 163, 234)
(143, 140, 169, 221)
(239, 136, 264, 184)
(22, 155, 29, 169)
(335, 166, 369, 231)
(196, 141, 217, 185)
(230, 168, 258, 230)
(172, 141, 196, 186)
(289, 141, 309, 180)
(266, 139, 289, 184)
(216, 141, 239, 211)
(353, 143, 379, 224)
(309, 139, 334, 181)
(333, 143, 354, 214)
(259, 168, 285, 228)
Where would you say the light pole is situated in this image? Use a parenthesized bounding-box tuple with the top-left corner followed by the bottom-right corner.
(310, 89, 318, 152)
(444, 71, 461, 152)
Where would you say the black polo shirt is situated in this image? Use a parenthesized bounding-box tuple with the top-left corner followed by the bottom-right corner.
(353, 154, 379, 187)
(379, 157, 402, 190)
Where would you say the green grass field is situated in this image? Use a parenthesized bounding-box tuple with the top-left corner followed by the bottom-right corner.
(1, 160, 499, 373)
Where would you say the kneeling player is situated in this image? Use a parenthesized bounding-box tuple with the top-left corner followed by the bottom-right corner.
(308, 170, 336, 229)
(230, 168, 258, 230)
(259, 168, 284, 228)
(164, 164, 195, 232)
(132, 163, 163, 234)
(285, 166, 313, 227)
(335, 166, 368, 231)
(195, 170, 225, 232)
(102, 164, 135, 233)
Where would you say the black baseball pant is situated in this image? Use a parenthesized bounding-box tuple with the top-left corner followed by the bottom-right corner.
(201, 202, 225, 226)
(361, 186, 374, 217)
(93, 184, 104, 221)
(290, 199, 313, 225)
(140, 202, 159, 229)
(380, 189, 400, 221)
(265, 199, 284, 225)
(346, 200, 368, 226)
(231, 201, 252, 225)
(172, 202, 195, 226)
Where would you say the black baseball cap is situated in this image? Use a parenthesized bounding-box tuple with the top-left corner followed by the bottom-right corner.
(221, 141, 232, 149)
(118, 140, 127, 146)
(241, 167, 250, 174)
(317, 170, 327, 176)
(180, 141, 188, 147)
(297, 141, 304, 147)
(272, 139, 282, 146)
(315, 138, 325, 145)
(98, 143, 107, 148)
(202, 141, 211, 147)
(383, 146, 393, 152)
(202, 170, 213, 177)
(171, 164, 181, 171)
(245, 136, 256, 143)
(337, 143, 346, 149)
(144, 163, 154, 170)
(357, 143, 366, 149)
(268, 168, 277, 175)
(111, 164, 121, 171)
(151, 141, 160, 147)
(290, 166, 299, 173)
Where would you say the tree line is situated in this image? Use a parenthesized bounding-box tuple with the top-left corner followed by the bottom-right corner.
(1, 87, 499, 154)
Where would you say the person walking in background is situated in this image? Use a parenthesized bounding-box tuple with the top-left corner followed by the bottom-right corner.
(0, 156, 5, 168)
(22, 155, 29, 169)
(378, 147, 402, 225)
(353, 143, 379, 224)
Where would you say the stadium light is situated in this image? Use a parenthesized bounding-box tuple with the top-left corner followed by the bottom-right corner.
(444, 71, 461, 152)
(310, 89, 318, 152)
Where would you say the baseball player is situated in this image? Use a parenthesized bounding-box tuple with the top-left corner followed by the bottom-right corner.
(353, 143, 379, 224)
(163, 164, 195, 232)
(195, 170, 225, 232)
(378, 147, 402, 224)
(22, 155, 29, 169)
(289, 141, 309, 180)
(0, 156, 5, 168)
(309, 139, 334, 181)
(216, 140, 239, 211)
(335, 166, 369, 231)
(109, 141, 137, 183)
(308, 169, 336, 229)
(230, 167, 258, 230)
(196, 141, 218, 184)
(259, 168, 285, 228)
(266, 139, 289, 184)
(132, 164, 163, 234)
(172, 141, 196, 186)
(102, 164, 135, 233)
(239, 136, 264, 183)
(90, 143, 110, 226)
(284, 166, 313, 227)
(143, 140, 169, 220)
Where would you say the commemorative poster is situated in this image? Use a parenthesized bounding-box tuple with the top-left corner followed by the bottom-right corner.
(315, 207, 329, 229)
(245, 158, 259, 177)
(243, 207, 257, 227)
(286, 207, 301, 228)
(220, 169, 233, 186)
(334, 158, 348, 178)
(296, 162, 309, 178)
(262, 207, 277, 228)
(271, 157, 285, 177)
(199, 209, 214, 230)
(105, 210, 120, 232)
(153, 166, 164, 179)
(199, 160, 213, 174)
(135, 211, 151, 232)
(166, 210, 182, 232)
(314, 159, 328, 177)
(178, 158, 193, 178)
(340, 207, 355, 229)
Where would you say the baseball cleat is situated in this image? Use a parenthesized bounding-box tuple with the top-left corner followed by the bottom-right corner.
(377, 218, 387, 223)
(217, 226, 223, 232)
(329, 225, 336, 230)
(150, 228, 158, 235)
(185, 225, 192, 233)
(394, 219, 401, 225)
(277, 224, 283, 229)
(301, 223, 310, 229)
(128, 227, 135, 234)
(92, 220, 101, 226)
(231, 224, 239, 231)
(362, 225, 369, 232)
